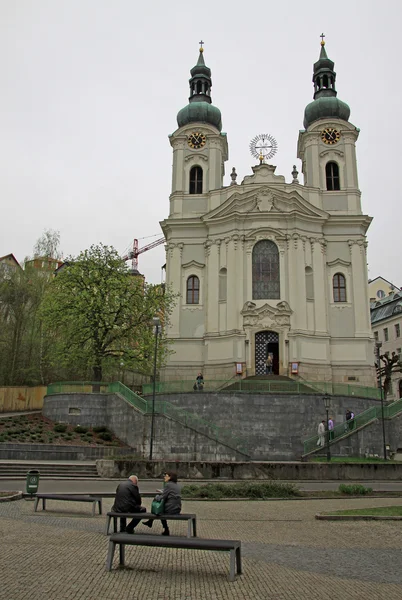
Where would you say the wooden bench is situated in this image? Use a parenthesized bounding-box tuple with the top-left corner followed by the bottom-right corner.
(105, 512, 197, 537)
(106, 533, 242, 581)
(34, 494, 102, 517)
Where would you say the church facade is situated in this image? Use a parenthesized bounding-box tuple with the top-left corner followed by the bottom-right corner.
(160, 40, 375, 386)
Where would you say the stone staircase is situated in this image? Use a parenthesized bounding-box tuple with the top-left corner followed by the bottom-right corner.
(0, 461, 99, 479)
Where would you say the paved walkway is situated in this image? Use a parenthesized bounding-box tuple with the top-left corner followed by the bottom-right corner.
(1, 496, 402, 599)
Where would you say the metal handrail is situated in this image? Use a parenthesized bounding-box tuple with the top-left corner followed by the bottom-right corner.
(303, 398, 402, 454)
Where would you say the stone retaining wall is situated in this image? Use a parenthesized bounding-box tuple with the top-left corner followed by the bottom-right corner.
(96, 459, 402, 480)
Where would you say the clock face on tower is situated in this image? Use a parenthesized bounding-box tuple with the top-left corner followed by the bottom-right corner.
(187, 132, 206, 149)
(321, 128, 341, 145)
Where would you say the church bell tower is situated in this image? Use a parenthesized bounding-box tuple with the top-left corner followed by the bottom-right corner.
(297, 36, 361, 214)
(168, 43, 228, 219)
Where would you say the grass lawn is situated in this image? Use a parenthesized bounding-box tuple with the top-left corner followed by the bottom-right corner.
(311, 456, 392, 463)
(323, 506, 402, 516)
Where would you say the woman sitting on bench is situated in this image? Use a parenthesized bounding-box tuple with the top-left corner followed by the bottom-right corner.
(143, 471, 181, 536)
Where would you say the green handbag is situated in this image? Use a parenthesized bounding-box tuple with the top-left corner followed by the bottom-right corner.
(151, 498, 165, 515)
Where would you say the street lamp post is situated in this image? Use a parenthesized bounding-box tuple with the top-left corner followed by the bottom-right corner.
(149, 317, 160, 461)
(375, 342, 387, 460)
(323, 393, 331, 462)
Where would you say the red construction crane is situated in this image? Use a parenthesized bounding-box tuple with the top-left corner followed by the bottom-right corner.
(122, 237, 165, 271)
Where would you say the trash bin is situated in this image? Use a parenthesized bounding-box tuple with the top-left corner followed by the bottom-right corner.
(26, 470, 40, 495)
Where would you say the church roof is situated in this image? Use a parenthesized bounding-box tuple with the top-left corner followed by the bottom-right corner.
(371, 291, 402, 324)
(303, 37, 350, 129)
(176, 45, 222, 132)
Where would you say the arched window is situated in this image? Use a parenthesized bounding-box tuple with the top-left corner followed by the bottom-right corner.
(186, 275, 199, 304)
(189, 166, 203, 194)
(252, 240, 280, 300)
(219, 268, 227, 302)
(305, 266, 314, 300)
(333, 273, 346, 302)
(326, 162, 340, 191)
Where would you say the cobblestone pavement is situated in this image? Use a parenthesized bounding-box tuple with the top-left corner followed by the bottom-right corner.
(1, 497, 402, 599)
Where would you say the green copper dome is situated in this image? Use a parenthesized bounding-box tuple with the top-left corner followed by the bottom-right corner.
(304, 96, 350, 129)
(176, 47, 222, 132)
(177, 101, 222, 131)
(303, 39, 350, 129)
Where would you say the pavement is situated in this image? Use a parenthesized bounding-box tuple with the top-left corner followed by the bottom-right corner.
(1, 495, 402, 599)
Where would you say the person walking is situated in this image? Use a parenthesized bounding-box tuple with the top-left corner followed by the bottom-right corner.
(265, 354, 273, 375)
(196, 372, 204, 391)
(111, 475, 146, 534)
(328, 416, 334, 441)
(345, 409, 353, 431)
(143, 471, 182, 536)
(317, 420, 326, 447)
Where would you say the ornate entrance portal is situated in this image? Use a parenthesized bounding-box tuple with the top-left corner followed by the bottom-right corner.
(255, 331, 279, 375)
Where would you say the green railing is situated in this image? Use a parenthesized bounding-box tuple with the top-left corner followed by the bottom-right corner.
(153, 399, 249, 455)
(305, 381, 381, 399)
(108, 381, 148, 413)
(47, 381, 110, 395)
(303, 398, 402, 455)
(385, 397, 402, 418)
(142, 379, 381, 399)
(46, 381, 249, 457)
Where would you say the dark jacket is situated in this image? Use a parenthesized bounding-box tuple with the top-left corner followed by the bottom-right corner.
(156, 481, 181, 514)
(112, 479, 142, 513)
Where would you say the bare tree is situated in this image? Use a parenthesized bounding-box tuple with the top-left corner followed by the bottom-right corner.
(33, 229, 62, 259)
(375, 351, 402, 399)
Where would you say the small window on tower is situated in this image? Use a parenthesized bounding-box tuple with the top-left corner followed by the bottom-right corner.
(189, 166, 203, 194)
(326, 162, 340, 191)
(333, 273, 346, 302)
(186, 275, 200, 304)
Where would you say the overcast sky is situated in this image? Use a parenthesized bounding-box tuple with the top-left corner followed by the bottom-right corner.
(0, 0, 400, 286)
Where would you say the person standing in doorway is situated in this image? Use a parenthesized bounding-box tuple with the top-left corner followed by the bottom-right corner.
(265, 353, 273, 375)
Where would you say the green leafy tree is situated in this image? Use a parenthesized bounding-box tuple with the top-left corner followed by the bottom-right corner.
(40, 244, 175, 382)
(0, 264, 48, 384)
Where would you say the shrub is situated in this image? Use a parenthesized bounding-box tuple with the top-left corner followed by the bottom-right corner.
(85, 432, 93, 438)
(93, 426, 109, 433)
(339, 484, 373, 495)
(74, 425, 88, 434)
(54, 424, 68, 433)
(98, 432, 112, 441)
(181, 482, 301, 500)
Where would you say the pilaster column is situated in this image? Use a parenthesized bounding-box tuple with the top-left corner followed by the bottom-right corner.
(205, 240, 219, 333)
(167, 243, 182, 336)
(312, 237, 328, 333)
(286, 235, 298, 329)
(246, 240, 253, 300)
(227, 236, 238, 331)
(297, 236, 307, 330)
(237, 236, 246, 316)
(349, 240, 370, 334)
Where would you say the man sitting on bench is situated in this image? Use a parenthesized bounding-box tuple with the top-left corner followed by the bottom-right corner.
(111, 474, 146, 534)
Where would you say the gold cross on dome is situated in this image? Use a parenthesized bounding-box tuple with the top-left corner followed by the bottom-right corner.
(320, 33, 325, 45)
(199, 40, 204, 52)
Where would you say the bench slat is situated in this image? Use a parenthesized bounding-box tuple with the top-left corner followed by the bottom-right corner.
(34, 494, 102, 516)
(106, 534, 241, 581)
(105, 513, 197, 537)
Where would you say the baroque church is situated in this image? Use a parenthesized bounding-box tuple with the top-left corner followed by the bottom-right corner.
(160, 39, 374, 386)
